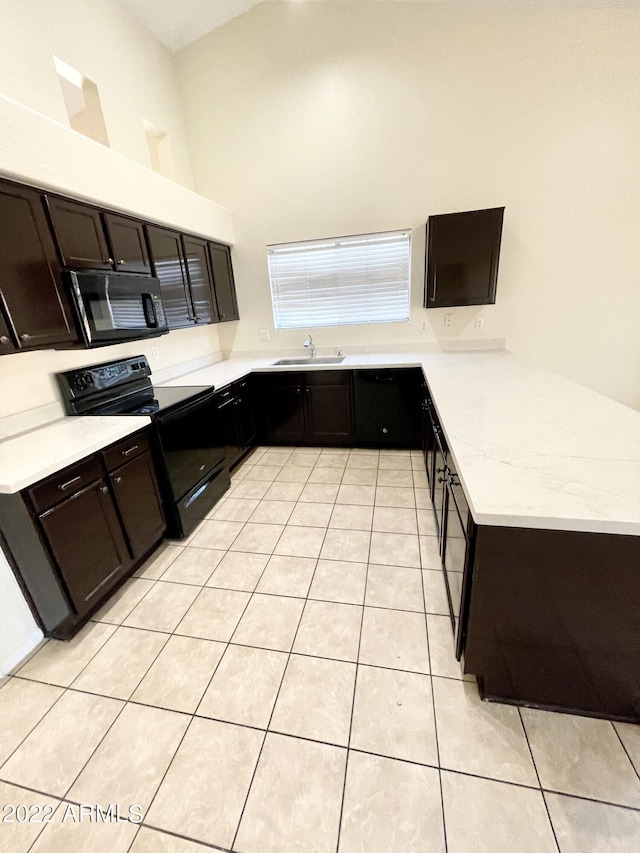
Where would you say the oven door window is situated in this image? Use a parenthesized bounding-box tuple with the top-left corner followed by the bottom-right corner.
(156, 394, 226, 501)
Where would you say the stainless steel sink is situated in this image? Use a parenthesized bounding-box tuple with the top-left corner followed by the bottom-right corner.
(272, 356, 346, 366)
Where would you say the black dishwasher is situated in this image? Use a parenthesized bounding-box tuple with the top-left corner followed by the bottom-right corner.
(353, 368, 422, 447)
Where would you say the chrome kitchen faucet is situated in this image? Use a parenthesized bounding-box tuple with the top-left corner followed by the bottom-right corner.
(304, 334, 316, 358)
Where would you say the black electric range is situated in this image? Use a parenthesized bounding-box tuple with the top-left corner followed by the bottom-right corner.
(56, 356, 230, 538)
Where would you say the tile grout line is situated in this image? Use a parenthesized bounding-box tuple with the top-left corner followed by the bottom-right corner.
(517, 706, 561, 852)
(126, 519, 275, 845)
(611, 722, 640, 785)
(334, 483, 375, 853)
(228, 515, 332, 853)
(419, 494, 449, 853)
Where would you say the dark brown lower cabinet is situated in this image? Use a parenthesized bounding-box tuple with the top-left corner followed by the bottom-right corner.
(464, 526, 640, 722)
(256, 373, 307, 444)
(304, 372, 353, 445)
(423, 378, 640, 723)
(255, 371, 353, 446)
(215, 379, 258, 470)
(0, 430, 166, 639)
(109, 451, 165, 558)
(38, 479, 129, 614)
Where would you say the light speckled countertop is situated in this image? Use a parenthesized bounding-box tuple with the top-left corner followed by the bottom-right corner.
(0, 416, 150, 494)
(162, 351, 640, 536)
(2, 350, 639, 535)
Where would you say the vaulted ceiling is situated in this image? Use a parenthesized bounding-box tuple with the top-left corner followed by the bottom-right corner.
(119, 0, 640, 53)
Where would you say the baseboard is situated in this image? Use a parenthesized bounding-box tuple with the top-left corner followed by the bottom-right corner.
(1, 628, 44, 676)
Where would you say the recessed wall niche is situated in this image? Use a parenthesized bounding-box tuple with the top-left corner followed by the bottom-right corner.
(143, 118, 175, 180)
(53, 56, 110, 148)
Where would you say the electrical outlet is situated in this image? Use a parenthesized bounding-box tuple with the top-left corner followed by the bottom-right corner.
(475, 317, 485, 330)
(444, 313, 452, 328)
(151, 346, 159, 361)
(420, 320, 428, 333)
(259, 329, 270, 342)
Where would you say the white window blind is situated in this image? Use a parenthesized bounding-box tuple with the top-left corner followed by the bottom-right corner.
(267, 230, 411, 330)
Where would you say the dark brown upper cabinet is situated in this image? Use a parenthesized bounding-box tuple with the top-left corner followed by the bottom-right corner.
(103, 212, 151, 274)
(47, 198, 151, 275)
(0, 181, 78, 351)
(146, 224, 195, 329)
(208, 242, 239, 322)
(47, 196, 113, 270)
(424, 207, 504, 309)
(182, 234, 219, 324)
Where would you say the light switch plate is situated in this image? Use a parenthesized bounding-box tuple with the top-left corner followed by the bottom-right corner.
(259, 330, 270, 342)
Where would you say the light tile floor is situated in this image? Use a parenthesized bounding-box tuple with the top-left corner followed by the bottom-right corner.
(2, 446, 640, 852)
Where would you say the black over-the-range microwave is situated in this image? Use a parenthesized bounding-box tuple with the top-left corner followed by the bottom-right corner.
(64, 269, 169, 347)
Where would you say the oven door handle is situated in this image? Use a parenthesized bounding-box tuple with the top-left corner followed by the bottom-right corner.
(156, 390, 216, 427)
(217, 397, 236, 411)
(142, 293, 158, 328)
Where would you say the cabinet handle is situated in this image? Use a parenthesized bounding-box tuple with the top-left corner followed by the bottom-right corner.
(0, 336, 9, 345)
(438, 476, 445, 483)
(121, 444, 139, 456)
(296, 388, 301, 395)
(199, 464, 206, 471)
(431, 271, 437, 302)
(220, 313, 226, 319)
(100, 485, 109, 494)
(114, 476, 122, 484)
(436, 466, 446, 473)
(19, 333, 31, 343)
(58, 475, 82, 491)
(117, 259, 125, 265)
(105, 257, 114, 265)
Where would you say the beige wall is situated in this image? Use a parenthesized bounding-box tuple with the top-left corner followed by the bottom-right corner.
(0, 1, 229, 664)
(176, 2, 640, 408)
(0, 0, 194, 186)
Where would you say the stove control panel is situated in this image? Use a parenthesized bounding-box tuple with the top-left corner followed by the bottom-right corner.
(56, 356, 152, 413)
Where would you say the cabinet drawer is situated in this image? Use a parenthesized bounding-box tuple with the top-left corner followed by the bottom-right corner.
(29, 455, 103, 513)
(102, 431, 149, 471)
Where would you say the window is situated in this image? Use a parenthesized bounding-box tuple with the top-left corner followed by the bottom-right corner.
(267, 230, 411, 330)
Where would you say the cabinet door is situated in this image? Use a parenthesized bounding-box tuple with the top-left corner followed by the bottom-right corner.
(304, 371, 352, 446)
(47, 196, 112, 269)
(234, 379, 256, 450)
(433, 429, 447, 544)
(110, 451, 165, 558)
(442, 486, 468, 629)
(147, 225, 195, 328)
(0, 183, 78, 349)
(38, 479, 130, 615)
(103, 212, 151, 274)
(425, 207, 504, 309)
(425, 401, 438, 497)
(257, 375, 306, 444)
(208, 242, 239, 321)
(183, 235, 218, 324)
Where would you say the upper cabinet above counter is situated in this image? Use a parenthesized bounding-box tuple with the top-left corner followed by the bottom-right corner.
(0, 176, 240, 356)
(424, 206, 504, 309)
